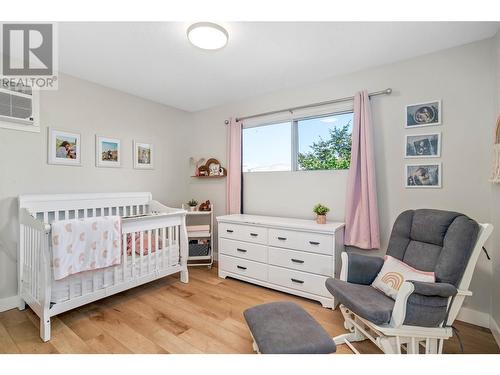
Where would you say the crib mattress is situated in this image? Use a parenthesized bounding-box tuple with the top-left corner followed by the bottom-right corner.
(51, 248, 179, 303)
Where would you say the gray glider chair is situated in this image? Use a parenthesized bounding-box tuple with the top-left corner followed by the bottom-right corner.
(326, 209, 493, 354)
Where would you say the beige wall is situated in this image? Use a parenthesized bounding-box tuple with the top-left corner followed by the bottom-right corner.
(189, 39, 497, 316)
(491, 30, 500, 331)
(0, 74, 191, 300)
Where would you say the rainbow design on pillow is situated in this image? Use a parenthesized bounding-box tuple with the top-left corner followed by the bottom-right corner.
(372, 255, 435, 299)
(381, 272, 404, 290)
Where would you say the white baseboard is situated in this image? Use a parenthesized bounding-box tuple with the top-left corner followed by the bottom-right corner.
(456, 307, 491, 328)
(0, 295, 21, 313)
(490, 316, 500, 349)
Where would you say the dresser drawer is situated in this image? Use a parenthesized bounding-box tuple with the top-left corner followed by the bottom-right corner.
(218, 223, 268, 244)
(268, 229, 333, 255)
(219, 238, 268, 263)
(268, 247, 332, 276)
(268, 265, 330, 297)
(219, 255, 268, 281)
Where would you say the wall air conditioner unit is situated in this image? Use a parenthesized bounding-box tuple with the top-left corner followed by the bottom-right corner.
(0, 81, 40, 132)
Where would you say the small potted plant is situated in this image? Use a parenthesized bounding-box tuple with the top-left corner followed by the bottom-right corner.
(187, 199, 198, 212)
(313, 203, 330, 224)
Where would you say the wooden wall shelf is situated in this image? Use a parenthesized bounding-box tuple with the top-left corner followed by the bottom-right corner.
(191, 175, 226, 178)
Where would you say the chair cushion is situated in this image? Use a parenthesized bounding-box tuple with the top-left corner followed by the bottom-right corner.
(243, 301, 336, 354)
(325, 278, 395, 325)
(386, 209, 479, 285)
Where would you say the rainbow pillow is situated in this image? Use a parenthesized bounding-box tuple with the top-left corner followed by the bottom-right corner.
(372, 255, 435, 300)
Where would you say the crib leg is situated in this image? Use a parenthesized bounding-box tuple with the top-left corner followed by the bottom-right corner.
(180, 269, 189, 283)
(18, 299, 26, 311)
(40, 316, 51, 342)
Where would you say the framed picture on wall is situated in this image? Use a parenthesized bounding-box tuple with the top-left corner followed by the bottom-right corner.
(133, 141, 154, 169)
(405, 100, 441, 128)
(405, 133, 441, 158)
(48, 128, 81, 166)
(405, 163, 442, 188)
(96, 136, 121, 168)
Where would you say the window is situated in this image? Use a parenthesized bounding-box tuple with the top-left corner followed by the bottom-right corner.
(297, 112, 353, 170)
(0, 81, 39, 132)
(242, 112, 353, 172)
(242, 121, 291, 172)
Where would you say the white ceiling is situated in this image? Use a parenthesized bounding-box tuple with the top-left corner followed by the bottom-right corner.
(59, 22, 499, 112)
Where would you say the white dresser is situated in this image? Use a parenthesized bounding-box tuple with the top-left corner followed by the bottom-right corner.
(216, 214, 345, 308)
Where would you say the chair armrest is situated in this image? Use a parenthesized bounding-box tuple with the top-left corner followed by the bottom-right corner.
(407, 281, 457, 298)
(391, 281, 457, 327)
(340, 252, 384, 284)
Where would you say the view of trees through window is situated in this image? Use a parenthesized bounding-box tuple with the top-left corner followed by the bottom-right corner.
(242, 112, 353, 172)
(297, 113, 353, 170)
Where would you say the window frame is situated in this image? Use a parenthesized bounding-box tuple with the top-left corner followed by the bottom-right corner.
(242, 109, 353, 173)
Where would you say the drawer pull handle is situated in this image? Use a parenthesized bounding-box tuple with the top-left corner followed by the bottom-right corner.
(226, 229, 234, 233)
(250, 233, 258, 237)
(236, 248, 247, 253)
(291, 258, 304, 264)
(309, 241, 320, 245)
(237, 265, 247, 270)
(277, 237, 287, 241)
(291, 278, 304, 284)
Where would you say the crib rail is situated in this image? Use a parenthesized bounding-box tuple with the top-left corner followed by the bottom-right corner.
(18, 192, 188, 341)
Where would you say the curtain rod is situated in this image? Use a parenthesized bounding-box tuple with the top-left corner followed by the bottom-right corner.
(225, 88, 392, 124)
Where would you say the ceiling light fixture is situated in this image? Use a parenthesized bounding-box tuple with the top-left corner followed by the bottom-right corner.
(187, 22, 228, 50)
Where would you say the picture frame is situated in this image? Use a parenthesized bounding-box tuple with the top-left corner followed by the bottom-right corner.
(405, 163, 442, 188)
(48, 128, 81, 166)
(405, 133, 441, 158)
(96, 135, 121, 168)
(133, 141, 154, 169)
(405, 100, 441, 128)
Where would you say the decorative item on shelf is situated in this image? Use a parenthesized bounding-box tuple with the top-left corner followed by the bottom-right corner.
(313, 203, 330, 224)
(193, 157, 227, 177)
(490, 115, 500, 183)
(187, 199, 198, 211)
(199, 200, 211, 211)
(189, 157, 206, 176)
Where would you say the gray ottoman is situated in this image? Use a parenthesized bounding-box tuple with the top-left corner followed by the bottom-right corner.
(243, 301, 337, 354)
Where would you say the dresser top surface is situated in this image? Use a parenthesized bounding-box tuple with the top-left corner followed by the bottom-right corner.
(216, 214, 344, 233)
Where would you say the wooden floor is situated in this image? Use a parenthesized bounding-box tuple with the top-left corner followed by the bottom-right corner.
(1, 265, 498, 354)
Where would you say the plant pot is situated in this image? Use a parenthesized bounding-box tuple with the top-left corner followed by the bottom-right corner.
(316, 214, 326, 224)
(189, 206, 196, 212)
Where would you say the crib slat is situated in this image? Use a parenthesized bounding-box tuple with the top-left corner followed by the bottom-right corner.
(31, 227, 34, 298)
(155, 228, 159, 271)
(140, 231, 144, 276)
(176, 225, 180, 265)
(147, 229, 152, 273)
(132, 232, 136, 278)
(122, 233, 127, 282)
(168, 227, 173, 267)
(161, 227, 165, 268)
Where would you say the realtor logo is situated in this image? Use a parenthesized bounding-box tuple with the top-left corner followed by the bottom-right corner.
(1, 23, 58, 89)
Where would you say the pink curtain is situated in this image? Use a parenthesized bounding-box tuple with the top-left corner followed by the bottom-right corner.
(226, 118, 242, 214)
(344, 90, 380, 249)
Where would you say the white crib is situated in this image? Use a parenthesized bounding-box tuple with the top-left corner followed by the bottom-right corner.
(18, 192, 189, 342)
